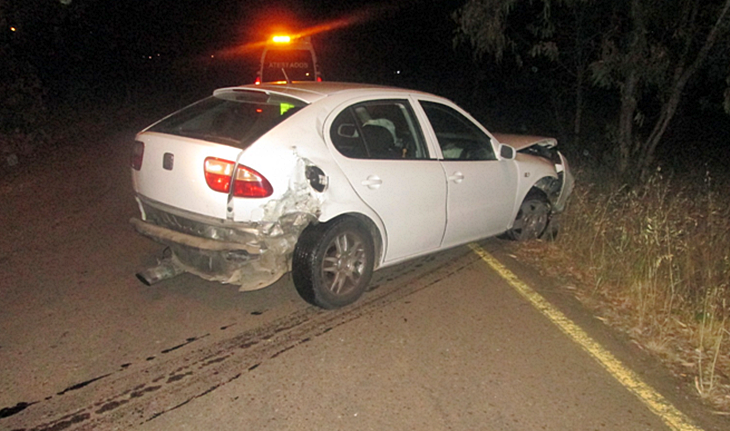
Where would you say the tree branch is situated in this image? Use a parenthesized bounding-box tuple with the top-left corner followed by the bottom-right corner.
(643, 0, 730, 167)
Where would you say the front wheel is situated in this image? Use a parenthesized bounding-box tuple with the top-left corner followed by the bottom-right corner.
(506, 192, 551, 241)
(293, 218, 375, 309)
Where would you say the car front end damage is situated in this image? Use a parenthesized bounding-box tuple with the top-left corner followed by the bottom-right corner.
(131, 157, 324, 291)
(493, 133, 574, 212)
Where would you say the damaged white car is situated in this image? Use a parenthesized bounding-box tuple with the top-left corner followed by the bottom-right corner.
(130, 82, 573, 308)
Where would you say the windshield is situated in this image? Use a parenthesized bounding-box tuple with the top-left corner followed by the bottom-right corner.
(149, 90, 307, 148)
(261, 49, 316, 82)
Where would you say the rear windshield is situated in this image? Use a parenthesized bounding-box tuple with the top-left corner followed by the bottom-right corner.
(149, 90, 307, 148)
(261, 49, 316, 82)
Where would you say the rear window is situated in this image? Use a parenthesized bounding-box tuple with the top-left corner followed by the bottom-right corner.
(261, 49, 316, 82)
(149, 90, 307, 148)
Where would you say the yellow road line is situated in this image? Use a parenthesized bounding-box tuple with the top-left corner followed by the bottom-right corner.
(469, 243, 703, 431)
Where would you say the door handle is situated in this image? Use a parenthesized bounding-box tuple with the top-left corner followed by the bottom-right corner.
(448, 172, 464, 183)
(361, 175, 383, 189)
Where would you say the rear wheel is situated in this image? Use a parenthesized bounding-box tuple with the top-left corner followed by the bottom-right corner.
(507, 191, 551, 241)
(293, 218, 374, 309)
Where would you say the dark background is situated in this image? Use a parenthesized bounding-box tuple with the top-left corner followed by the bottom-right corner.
(4, 0, 730, 172)
(33, 1, 479, 99)
(3, 1, 558, 114)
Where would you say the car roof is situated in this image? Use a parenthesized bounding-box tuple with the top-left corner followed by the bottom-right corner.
(213, 82, 437, 105)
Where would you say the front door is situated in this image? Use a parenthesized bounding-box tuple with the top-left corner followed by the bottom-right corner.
(418, 100, 518, 248)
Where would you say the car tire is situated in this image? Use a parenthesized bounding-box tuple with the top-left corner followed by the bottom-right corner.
(507, 191, 551, 241)
(293, 217, 375, 309)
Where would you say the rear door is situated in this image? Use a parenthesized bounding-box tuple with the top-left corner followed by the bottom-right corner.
(261, 49, 316, 82)
(326, 98, 447, 262)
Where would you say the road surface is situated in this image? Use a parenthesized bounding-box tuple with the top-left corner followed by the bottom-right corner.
(1, 127, 727, 430)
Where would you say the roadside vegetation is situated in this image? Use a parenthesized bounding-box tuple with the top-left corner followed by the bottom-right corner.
(455, 0, 730, 411)
(508, 167, 730, 412)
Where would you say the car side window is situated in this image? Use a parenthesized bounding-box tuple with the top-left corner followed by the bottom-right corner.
(330, 100, 430, 160)
(419, 101, 496, 161)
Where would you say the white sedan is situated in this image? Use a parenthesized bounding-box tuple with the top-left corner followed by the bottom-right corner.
(130, 82, 573, 308)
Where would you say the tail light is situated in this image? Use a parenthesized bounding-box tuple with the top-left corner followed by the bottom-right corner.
(204, 157, 273, 198)
(131, 141, 144, 170)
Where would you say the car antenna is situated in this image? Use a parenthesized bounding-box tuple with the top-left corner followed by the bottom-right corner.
(281, 68, 290, 85)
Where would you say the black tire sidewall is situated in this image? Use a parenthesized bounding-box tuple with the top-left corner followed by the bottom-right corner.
(293, 218, 375, 309)
(508, 192, 551, 241)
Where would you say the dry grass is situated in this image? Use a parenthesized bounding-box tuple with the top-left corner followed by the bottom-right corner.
(508, 168, 730, 412)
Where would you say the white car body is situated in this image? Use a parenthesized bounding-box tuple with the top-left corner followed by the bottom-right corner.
(130, 82, 573, 300)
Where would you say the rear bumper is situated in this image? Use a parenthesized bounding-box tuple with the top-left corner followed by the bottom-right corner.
(131, 196, 293, 290)
(130, 217, 261, 255)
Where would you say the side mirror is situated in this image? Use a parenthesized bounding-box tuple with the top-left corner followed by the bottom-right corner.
(499, 143, 515, 160)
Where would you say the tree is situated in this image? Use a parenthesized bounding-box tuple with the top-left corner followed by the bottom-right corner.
(454, 0, 604, 147)
(591, 0, 730, 178)
(454, 0, 730, 180)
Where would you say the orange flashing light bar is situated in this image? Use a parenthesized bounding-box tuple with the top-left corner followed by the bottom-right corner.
(271, 35, 291, 44)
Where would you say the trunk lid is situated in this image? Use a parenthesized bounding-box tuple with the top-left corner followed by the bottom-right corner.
(131, 89, 309, 221)
(132, 132, 242, 220)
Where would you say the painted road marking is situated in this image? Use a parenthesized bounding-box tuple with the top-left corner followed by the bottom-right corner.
(469, 243, 703, 431)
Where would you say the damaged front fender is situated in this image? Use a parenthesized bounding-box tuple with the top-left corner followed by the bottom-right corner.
(529, 152, 573, 213)
(494, 133, 574, 213)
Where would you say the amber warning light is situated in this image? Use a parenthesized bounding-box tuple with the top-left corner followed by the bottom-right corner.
(271, 35, 291, 44)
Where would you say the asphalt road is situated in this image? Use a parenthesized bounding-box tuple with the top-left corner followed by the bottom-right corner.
(1, 128, 728, 430)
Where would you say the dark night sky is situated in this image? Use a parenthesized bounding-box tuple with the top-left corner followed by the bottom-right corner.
(4, 0, 585, 154)
(6, 0, 483, 117)
(12, 0, 727, 168)
(42, 0, 471, 88)
(5, 0, 523, 145)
